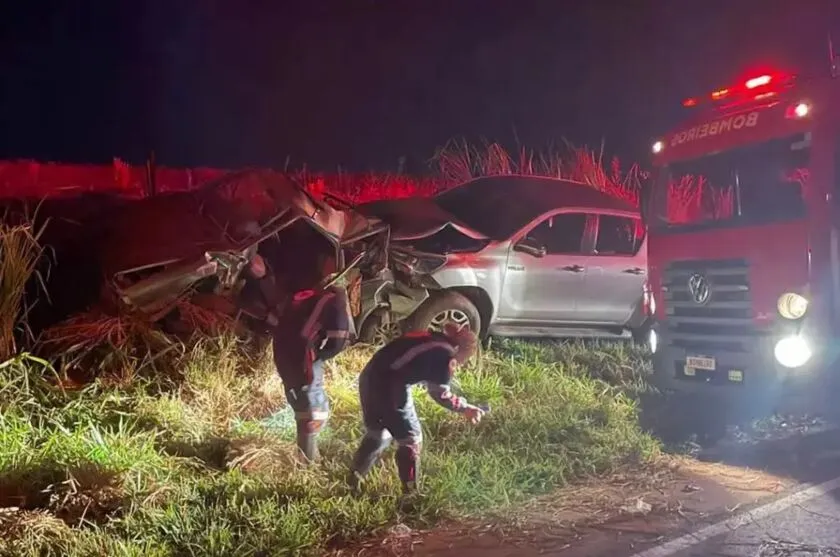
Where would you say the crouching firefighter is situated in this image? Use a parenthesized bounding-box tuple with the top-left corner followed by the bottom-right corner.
(273, 273, 355, 462)
(348, 326, 484, 494)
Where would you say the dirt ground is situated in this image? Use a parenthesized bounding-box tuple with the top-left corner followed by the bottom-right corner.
(331, 454, 794, 557)
(332, 417, 840, 557)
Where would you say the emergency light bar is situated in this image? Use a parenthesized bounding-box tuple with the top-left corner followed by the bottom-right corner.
(682, 72, 796, 108)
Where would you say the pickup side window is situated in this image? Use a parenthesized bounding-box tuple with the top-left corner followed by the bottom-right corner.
(525, 213, 587, 254)
(594, 215, 643, 256)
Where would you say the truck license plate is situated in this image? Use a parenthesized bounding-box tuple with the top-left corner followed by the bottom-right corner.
(686, 356, 716, 371)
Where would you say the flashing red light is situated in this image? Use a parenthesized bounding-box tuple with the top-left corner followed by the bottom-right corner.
(684, 71, 794, 110)
(745, 74, 772, 89)
(711, 88, 729, 100)
(753, 91, 777, 101)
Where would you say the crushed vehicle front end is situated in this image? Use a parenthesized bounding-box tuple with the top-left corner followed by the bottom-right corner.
(97, 169, 389, 338)
(353, 189, 509, 340)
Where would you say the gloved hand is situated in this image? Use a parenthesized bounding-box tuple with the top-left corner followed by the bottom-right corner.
(464, 405, 485, 425)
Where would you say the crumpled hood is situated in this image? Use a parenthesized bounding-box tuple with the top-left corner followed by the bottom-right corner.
(358, 197, 488, 241)
(100, 170, 385, 277)
(99, 169, 388, 320)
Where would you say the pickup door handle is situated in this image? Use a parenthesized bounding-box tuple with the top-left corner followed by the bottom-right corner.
(560, 264, 585, 273)
(622, 267, 646, 275)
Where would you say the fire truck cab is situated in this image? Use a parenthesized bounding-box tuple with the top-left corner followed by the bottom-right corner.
(644, 66, 840, 415)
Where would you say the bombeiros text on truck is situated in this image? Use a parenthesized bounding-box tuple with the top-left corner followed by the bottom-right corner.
(642, 45, 840, 410)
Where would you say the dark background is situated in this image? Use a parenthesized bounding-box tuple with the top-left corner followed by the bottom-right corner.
(1, 1, 838, 173)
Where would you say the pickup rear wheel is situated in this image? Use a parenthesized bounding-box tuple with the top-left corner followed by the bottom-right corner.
(407, 291, 481, 336)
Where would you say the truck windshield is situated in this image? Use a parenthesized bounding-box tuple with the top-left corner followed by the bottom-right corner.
(650, 133, 810, 230)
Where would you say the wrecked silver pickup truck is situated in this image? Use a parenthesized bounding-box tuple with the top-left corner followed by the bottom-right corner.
(354, 175, 652, 344)
(57, 171, 647, 347)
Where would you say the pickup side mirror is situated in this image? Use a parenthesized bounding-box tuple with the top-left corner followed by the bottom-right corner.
(513, 238, 547, 258)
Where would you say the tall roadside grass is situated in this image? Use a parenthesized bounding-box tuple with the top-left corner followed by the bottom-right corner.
(0, 333, 658, 556)
(0, 217, 47, 360)
(431, 139, 648, 207)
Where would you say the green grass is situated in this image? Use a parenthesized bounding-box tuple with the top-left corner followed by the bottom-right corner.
(0, 336, 658, 557)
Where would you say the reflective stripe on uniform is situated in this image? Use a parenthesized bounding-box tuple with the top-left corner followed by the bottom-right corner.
(295, 410, 330, 421)
(395, 432, 423, 446)
(427, 383, 468, 411)
(364, 428, 393, 442)
(301, 292, 336, 339)
(390, 341, 456, 370)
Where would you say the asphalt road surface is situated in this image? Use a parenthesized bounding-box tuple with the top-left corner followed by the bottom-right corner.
(632, 478, 840, 557)
(624, 428, 840, 557)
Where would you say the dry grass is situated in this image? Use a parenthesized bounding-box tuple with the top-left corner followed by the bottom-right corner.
(667, 174, 734, 224)
(431, 139, 647, 207)
(225, 435, 306, 477)
(173, 299, 239, 337)
(0, 218, 47, 360)
(39, 311, 181, 383)
(301, 171, 440, 204)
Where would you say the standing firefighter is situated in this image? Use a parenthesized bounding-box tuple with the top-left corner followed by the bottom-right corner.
(272, 256, 357, 462)
(348, 326, 484, 494)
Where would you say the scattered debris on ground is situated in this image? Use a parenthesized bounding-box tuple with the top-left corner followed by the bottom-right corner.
(758, 538, 840, 557)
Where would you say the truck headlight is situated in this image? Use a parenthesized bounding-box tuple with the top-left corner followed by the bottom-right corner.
(774, 335, 812, 368)
(777, 292, 808, 320)
(648, 329, 658, 354)
(644, 290, 656, 315)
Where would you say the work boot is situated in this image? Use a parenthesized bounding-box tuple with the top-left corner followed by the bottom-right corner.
(347, 470, 363, 495)
(351, 434, 391, 476)
(395, 444, 421, 493)
(398, 488, 422, 514)
(295, 420, 321, 463)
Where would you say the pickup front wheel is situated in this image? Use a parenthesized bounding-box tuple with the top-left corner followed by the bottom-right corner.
(406, 291, 481, 336)
(357, 308, 403, 346)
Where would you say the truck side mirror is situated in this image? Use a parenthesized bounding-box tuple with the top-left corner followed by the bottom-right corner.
(514, 238, 547, 258)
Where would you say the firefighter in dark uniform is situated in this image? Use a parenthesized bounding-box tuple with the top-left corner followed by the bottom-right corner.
(348, 326, 484, 493)
(272, 264, 355, 463)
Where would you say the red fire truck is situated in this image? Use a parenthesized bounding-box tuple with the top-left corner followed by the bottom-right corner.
(644, 61, 840, 418)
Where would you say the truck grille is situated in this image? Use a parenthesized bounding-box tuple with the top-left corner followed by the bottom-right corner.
(662, 258, 754, 353)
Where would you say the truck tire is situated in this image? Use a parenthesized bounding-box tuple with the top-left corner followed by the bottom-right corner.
(631, 318, 653, 346)
(406, 291, 481, 335)
(627, 298, 652, 346)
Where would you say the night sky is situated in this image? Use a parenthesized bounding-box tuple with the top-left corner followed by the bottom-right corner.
(1, 1, 838, 173)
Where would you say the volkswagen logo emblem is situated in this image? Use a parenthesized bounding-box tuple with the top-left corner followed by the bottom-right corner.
(687, 273, 711, 305)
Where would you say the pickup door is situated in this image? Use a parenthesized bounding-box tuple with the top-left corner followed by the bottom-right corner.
(575, 213, 647, 324)
(497, 212, 596, 323)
